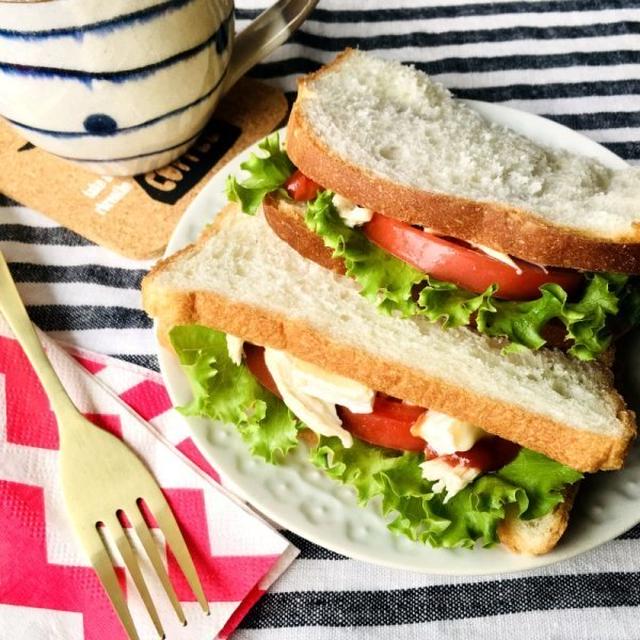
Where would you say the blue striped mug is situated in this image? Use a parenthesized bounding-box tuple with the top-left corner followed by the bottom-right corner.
(0, 0, 316, 175)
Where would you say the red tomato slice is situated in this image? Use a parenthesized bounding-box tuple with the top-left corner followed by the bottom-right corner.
(244, 345, 520, 465)
(243, 345, 426, 452)
(364, 213, 584, 300)
(338, 396, 426, 452)
(244, 344, 280, 397)
(284, 170, 321, 201)
(368, 394, 425, 422)
(433, 437, 521, 472)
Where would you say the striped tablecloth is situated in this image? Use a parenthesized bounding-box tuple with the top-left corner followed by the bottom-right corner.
(2, 1, 640, 638)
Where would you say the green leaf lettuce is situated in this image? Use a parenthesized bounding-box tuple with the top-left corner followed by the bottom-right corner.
(225, 132, 294, 215)
(304, 190, 640, 360)
(311, 436, 581, 548)
(169, 325, 301, 463)
(305, 190, 425, 316)
(168, 325, 583, 549)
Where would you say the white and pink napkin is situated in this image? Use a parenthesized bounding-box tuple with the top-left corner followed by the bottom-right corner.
(0, 315, 297, 639)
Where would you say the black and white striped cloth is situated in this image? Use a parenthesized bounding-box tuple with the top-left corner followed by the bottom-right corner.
(2, 1, 640, 637)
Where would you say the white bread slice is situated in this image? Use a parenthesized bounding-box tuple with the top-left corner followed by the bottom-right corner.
(262, 193, 345, 274)
(286, 49, 640, 273)
(142, 204, 635, 473)
(498, 486, 577, 555)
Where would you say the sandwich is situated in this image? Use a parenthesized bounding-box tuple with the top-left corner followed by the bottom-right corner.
(226, 49, 640, 362)
(143, 51, 639, 555)
(142, 203, 635, 555)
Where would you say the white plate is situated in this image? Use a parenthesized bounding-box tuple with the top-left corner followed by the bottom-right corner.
(157, 101, 640, 575)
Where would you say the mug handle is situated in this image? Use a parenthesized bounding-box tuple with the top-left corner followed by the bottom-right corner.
(223, 0, 318, 93)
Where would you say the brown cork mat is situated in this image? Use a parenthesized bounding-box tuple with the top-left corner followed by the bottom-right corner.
(0, 78, 288, 260)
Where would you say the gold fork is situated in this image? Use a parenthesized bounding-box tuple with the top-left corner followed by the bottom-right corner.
(0, 250, 209, 639)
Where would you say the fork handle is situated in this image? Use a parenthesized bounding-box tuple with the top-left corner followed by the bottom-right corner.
(0, 251, 79, 420)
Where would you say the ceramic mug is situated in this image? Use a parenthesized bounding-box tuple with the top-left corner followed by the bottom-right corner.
(0, 0, 316, 175)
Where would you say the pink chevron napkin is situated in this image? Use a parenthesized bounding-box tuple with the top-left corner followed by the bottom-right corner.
(0, 315, 297, 640)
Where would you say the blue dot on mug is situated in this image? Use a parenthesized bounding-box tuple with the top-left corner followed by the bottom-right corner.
(83, 113, 118, 135)
(215, 18, 229, 54)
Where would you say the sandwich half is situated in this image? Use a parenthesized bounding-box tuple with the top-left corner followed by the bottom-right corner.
(142, 204, 636, 555)
(227, 49, 640, 362)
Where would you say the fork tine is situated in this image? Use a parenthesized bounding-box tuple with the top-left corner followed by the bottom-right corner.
(129, 503, 187, 625)
(144, 493, 209, 614)
(106, 515, 165, 639)
(91, 526, 141, 640)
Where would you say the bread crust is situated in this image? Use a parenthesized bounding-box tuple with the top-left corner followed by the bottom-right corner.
(142, 206, 636, 473)
(498, 486, 578, 555)
(286, 49, 640, 274)
(263, 194, 345, 274)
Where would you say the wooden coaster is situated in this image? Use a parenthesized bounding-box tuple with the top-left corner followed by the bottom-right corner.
(0, 78, 288, 259)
